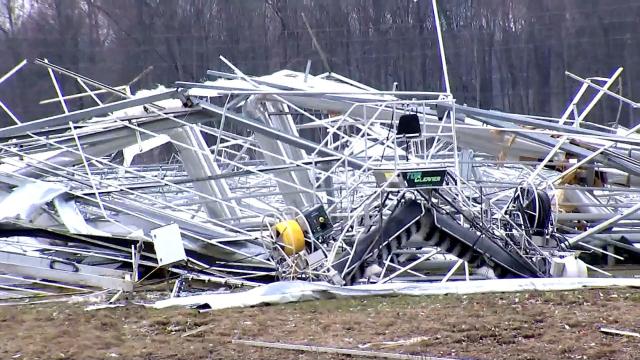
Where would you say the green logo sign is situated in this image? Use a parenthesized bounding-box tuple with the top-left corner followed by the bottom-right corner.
(402, 169, 447, 188)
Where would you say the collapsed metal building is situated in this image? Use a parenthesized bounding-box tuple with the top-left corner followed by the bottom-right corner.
(0, 52, 640, 302)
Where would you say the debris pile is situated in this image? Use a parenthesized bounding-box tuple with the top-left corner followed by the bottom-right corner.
(0, 56, 640, 306)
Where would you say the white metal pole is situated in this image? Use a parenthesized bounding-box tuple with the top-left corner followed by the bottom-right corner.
(45, 59, 69, 114)
(432, 0, 451, 95)
(0, 59, 27, 86)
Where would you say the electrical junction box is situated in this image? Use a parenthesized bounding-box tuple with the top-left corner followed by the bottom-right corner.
(300, 204, 333, 239)
(150, 223, 187, 267)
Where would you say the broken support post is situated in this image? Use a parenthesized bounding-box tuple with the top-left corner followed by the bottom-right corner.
(231, 339, 456, 360)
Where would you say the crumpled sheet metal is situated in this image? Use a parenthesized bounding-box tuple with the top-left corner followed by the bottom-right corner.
(153, 277, 640, 311)
(53, 197, 111, 236)
(0, 181, 67, 221)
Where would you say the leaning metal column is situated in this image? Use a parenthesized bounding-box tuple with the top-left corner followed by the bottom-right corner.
(243, 95, 315, 210)
(170, 126, 240, 220)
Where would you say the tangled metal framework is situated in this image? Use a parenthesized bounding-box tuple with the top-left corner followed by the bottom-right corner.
(0, 54, 638, 300)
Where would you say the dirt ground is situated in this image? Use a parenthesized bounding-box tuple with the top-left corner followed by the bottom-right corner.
(0, 288, 639, 360)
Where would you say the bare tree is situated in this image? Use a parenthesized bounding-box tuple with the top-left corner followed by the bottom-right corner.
(1, 0, 639, 127)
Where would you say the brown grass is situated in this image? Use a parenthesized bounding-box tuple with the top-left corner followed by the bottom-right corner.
(0, 288, 639, 359)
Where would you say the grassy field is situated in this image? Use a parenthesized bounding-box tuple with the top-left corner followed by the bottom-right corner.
(1, 288, 639, 359)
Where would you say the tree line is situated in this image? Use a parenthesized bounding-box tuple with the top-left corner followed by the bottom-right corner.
(0, 0, 638, 127)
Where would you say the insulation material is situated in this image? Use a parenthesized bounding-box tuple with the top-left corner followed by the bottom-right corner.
(153, 278, 640, 311)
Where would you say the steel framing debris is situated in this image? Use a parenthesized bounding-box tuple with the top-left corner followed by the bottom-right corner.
(0, 5, 640, 301)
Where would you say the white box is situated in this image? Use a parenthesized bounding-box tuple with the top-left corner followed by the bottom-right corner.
(150, 223, 187, 267)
